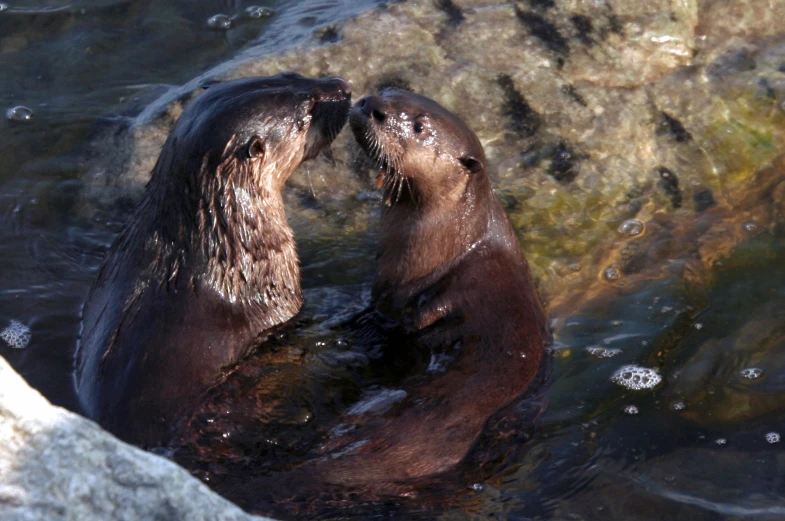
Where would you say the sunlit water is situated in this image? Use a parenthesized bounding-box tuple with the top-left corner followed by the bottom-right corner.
(2, 2, 785, 520)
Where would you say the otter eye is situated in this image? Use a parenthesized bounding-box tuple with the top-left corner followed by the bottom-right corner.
(413, 122, 425, 134)
(247, 136, 265, 159)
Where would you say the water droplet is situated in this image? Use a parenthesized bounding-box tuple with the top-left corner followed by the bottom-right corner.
(670, 401, 686, 411)
(715, 438, 727, 446)
(604, 266, 620, 281)
(740, 367, 764, 380)
(611, 365, 662, 390)
(5, 105, 34, 122)
(207, 14, 232, 31)
(623, 405, 639, 415)
(743, 221, 759, 233)
(245, 5, 274, 19)
(765, 432, 780, 444)
(618, 219, 644, 236)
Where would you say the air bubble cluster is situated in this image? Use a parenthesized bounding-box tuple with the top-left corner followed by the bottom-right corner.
(623, 405, 639, 415)
(670, 401, 686, 411)
(207, 14, 232, 30)
(610, 365, 662, 390)
(1, 320, 31, 349)
(245, 6, 274, 18)
(586, 346, 622, 359)
(740, 367, 764, 380)
(765, 432, 780, 444)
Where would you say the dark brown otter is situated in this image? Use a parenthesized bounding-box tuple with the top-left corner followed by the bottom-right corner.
(317, 88, 548, 487)
(218, 90, 548, 514)
(74, 73, 351, 447)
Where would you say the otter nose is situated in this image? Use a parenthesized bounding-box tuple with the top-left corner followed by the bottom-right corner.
(358, 96, 387, 123)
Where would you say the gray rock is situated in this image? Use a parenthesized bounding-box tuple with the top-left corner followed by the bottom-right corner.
(77, 0, 785, 318)
(0, 355, 274, 521)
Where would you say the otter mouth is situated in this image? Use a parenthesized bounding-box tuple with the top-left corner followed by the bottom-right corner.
(349, 99, 410, 205)
(304, 77, 352, 160)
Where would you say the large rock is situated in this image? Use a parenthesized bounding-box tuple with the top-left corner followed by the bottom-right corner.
(0, 355, 274, 521)
(80, 0, 785, 317)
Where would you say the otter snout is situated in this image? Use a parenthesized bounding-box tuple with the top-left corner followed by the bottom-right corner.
(356, 96, 387, 123)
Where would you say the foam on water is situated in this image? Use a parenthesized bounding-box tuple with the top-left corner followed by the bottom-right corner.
(1, 320, 31, 349)
(610, 365, 662, 390)
(586, 346, 622, 358)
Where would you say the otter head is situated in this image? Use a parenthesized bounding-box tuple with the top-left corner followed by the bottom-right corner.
(147, 73, 350, 307)
(349, 88, 485, 206)
(164, 72, 351, 194)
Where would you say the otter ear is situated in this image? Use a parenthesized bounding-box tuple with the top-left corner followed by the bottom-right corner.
(247, 135, 265, 159)
(459, 155, 483, 174)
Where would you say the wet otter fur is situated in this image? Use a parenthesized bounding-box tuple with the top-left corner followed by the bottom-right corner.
(74, 74, 351, 446)
(217, 89, 548, 516)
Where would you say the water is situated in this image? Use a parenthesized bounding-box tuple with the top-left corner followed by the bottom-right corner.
(2, 1, 785, 520)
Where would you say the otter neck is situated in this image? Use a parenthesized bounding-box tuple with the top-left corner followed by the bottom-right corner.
(150, 144, 302, 330)
(373, 172, 495, 307)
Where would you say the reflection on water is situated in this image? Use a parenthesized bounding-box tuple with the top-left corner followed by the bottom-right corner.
(2, 1, 785, 520)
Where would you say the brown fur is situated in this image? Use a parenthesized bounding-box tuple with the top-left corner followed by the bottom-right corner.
(219, 90, 548, 516)
(74, 74, 350, 446)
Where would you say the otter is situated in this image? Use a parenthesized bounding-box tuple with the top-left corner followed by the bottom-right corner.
(215, 89, 548, 514)
(316, 88, 549, 487)
(74, 74, 351, 447)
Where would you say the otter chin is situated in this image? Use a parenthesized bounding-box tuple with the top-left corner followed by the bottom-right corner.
(74, 73, 351, 447)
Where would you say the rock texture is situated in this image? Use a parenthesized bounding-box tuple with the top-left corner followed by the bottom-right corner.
(79, 0, 785, 317)
(0, 355, 274, 521)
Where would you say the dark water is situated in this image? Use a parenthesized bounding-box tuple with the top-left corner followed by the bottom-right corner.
(2, 2, 785, 520)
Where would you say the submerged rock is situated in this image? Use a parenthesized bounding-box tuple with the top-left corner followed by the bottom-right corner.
(0, 355, 274, 521)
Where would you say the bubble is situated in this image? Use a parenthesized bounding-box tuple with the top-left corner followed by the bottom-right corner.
(569, 263, 582, 272)
(618, 219, 644, 236)
(207, 14, 232, 30)
(610, 365, 662, 390)
(0, 3, 8, 12)
(765, 432, 780, 444)
(740, 367, 764, 380)
(586, 346, 622, 359)
(693, 323, 703, 330)
(468, 483, 485, 492)
(604, 266, 621, 281)
(623, 405, 639, 415)
(743, 221, 759, 233)
(5, 106, 34, 122)
(1, 320, 31, 349)
(245, 6, 274, 19)
(715, 438, 727, 446)
(670, 401, 686, 411)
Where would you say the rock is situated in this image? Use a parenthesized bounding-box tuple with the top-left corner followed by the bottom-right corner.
(77, 0, 785, 316)
(0, 355, 275, 521)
